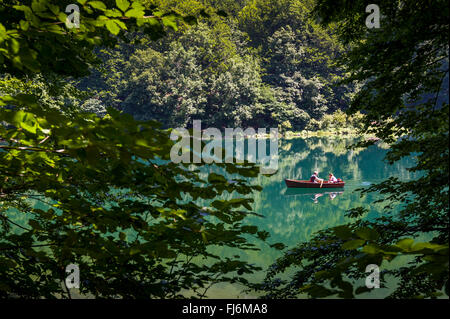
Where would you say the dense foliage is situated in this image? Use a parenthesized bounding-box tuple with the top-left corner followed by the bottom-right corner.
(77, 0, 353, 130)
(255, 0, 449, 298)
(1, 0, 447, 300)
(0, 0, 285, 298)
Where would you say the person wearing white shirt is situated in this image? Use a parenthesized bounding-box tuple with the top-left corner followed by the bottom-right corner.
(328, 173, 338, 183)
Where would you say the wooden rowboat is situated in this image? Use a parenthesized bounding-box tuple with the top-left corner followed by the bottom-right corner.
(285, 179, 345, 188)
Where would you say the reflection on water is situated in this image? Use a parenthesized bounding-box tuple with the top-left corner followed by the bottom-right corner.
(284, 188, 345, 203)
(203, 137, 418, 297)
(20, 136, 418, 298)
(248, 137, 415, 245)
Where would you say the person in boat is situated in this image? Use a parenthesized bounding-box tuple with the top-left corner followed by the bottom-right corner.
(310, 170, 324, 183)
(328, 173, 338, 183)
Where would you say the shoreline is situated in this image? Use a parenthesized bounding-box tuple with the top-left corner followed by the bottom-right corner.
(198, 130, 377, 140)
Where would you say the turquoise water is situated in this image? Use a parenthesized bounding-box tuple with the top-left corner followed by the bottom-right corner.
(202, 137, 418, 297)
(248, 137, 415, 246)
(15, 136, 418, 298)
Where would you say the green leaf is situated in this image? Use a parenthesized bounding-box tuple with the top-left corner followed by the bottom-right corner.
(13, 110, 37, 134)
(335, 279, 354, 298)
(125, 8, 144, 18)
(304, 285, 337, 298)
(116, 0, 129, 12)
(105, 20, 121, 35)
(105, 9, 122, 17)
(89, 1, 107, 11)
(9, 39, 20, 54)
(0, 23, 6, 41)
(161, 15, 178, 31)
(362, 244, 380, 254)
(20, 20, 30, 31)
(342, 239, 365, 250)
(355, 227, 379, 241)
(208, 173, 227, 183)
(31, 0, 46, 12)
(333, 225, 353, 240)
(396, 238, 414, 251)
(410, 242, 447, 253)
(114, 19, 127, 30)
(47, 4, 60, 15)
(129, 247, 140, 255)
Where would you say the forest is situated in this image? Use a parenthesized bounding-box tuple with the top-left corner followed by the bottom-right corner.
(5, 0, 358, 131)
(0, 0, 448, 300)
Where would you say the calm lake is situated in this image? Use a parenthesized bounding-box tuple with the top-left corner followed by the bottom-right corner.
(21, 136, 418, 298)
(201, 136, 418, 298)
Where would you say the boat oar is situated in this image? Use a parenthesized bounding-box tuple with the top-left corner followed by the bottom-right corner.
(320, 180, 323, 188)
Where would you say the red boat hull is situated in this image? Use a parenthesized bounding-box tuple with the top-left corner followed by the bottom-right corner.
(285, 179, 345, 188)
